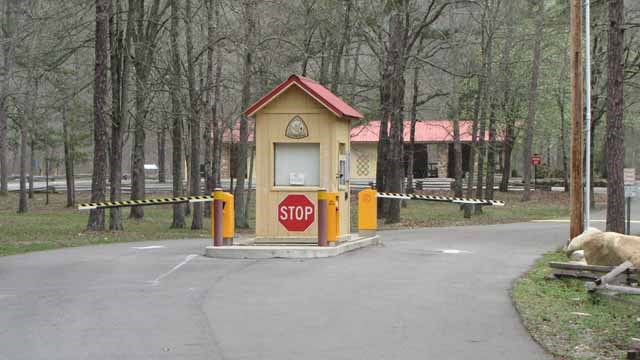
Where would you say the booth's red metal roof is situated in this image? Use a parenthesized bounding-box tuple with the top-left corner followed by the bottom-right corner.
(350, 120, 498, 143)
(244, 74, 363, 119)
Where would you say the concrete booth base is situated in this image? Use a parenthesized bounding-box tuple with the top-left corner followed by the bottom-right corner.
(204, 234, 381, 259)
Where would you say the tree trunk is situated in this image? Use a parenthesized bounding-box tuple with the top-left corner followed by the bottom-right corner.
(211, 39, 223, 190)
(383, 12, 405, 224)
(185, 0, 202, 230)
(245, 126, 256, 214)
(234, 0, 255, 229)
(87, 0, 112, 231)
(406, 66, 419, 194)
(376, 68, 391, 218)
(109, 0, 131, 231)
(605, 0, 625, 233)
(0, 0, 17, 197)
(0, 100, 6, 196)
(17, 123, 27, 213)
(170, 0, 185, 228)
(558, 94, 569, 192)
(130, 75, 146, 219)
(330, 0, 352, 93)
(129, 0, 162, 220)
(62, 101, 75, 207)
(464, 77, 481, 218)
(485, 102, 497, 199)
(449, 6, 462, 198)
(498, 1, 516, 194)
(203, 0, 217, 217)
(157, 126, 166, 183)
(475, 24, 493, 214)
(499, 118, 514, 192)
(521, 0, 544, 202)
(28, 138, 34, 199)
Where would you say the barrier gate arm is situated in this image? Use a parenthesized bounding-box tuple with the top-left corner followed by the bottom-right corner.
(376, 192, 505, 207)
(78, 195, 213, 211)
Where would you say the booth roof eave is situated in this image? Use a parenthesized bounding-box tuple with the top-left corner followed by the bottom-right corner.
(244, 74, 363, 120)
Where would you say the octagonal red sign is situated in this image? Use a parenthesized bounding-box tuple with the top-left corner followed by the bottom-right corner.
(278, 194, 315, 232)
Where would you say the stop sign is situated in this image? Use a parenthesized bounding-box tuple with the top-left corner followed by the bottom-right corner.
(278, 194, 315, 231)
(531, 154, 542, 166)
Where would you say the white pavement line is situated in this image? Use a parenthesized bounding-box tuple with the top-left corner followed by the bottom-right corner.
(148, 254, 198, 285)
(532, 219, 640, 224)
(132, 245, 167, 250)
(439, 249, 472, 254)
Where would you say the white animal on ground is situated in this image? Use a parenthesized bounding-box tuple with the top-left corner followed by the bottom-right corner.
(566, 227, 640, 267)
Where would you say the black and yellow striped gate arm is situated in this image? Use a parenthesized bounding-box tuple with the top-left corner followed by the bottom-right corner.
(78, 195, 213, 211)
(376, 192, 505, 206)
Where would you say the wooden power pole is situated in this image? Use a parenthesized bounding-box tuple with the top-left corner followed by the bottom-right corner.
(569, 0, 584, 240)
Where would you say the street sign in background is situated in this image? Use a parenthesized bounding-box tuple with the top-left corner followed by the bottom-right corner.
(624, 168, 636, 185)
(625, 186, 637, 198)
(531, 154, 542, 166)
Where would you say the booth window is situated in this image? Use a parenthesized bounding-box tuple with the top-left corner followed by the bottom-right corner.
(274, 143, 320, 186)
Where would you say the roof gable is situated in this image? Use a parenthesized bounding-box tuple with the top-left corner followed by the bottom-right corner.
(244, 75, 363, 119)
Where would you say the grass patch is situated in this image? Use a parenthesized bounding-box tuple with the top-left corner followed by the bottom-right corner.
(513, 251, 640, 359)
(0, 192, 255, 257)
(365, 190, 600, 230)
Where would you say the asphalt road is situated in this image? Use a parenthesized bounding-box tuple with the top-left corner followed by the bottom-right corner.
(1, 205, 639, 360)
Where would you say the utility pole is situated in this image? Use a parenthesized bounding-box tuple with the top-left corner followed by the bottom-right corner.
(584, 0, 591, 230)
(570, 0, 584, 240)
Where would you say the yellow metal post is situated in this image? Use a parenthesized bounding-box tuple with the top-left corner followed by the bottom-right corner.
(222, 192, 235, 245)
(317, 189, 328, 247)
(327, 192, 339, 244)
(212, 189, 224, 246)
(358, 189, 377, 236)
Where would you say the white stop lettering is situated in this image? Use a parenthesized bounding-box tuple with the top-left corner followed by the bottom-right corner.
(279, 205, 313, 221)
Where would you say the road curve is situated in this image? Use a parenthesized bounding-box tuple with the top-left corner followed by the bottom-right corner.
(0, 221, 577, 359)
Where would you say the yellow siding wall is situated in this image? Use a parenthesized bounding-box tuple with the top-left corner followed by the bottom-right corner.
(254, 85, 351, 241)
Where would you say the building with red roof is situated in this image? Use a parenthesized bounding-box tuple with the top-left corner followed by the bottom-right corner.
(350, 120, 504, 179)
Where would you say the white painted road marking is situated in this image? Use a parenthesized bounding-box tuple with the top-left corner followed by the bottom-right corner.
(532, 219, 640, 224)
(149, 254, 198, 285)
(132, 245, 167, 250)
(439, 249, 472, 254)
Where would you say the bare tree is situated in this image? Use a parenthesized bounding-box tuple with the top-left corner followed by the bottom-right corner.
(61, 100, 76, 206)
(87, 0, 112, 231)
(235, 0, 256, 229)
(330, 0, 352, 93)
(605, 0, 625, 233)
(448, 5, 463, 198)
(203, 0, 217, 217)
(109, 0, 132, 231)
(498, 0, 517, 193)
(185, 0, 203, 230)
(521, 0, 544, 202)
(170, 0, 185, 228)
(130, 0, 165, 220)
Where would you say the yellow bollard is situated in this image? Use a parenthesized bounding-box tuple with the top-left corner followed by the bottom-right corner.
(327, 192, 340, 244)
(317, 189, 328, 247)
(212, 190, 235, 246)
(212, 189, 224, 246)
(358, 188, 377, 236)
(221, 192, 234, 244)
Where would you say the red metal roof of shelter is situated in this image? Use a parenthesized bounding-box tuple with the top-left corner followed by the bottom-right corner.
(244, 74, 363, 119)
(350, 120, 499, 143)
